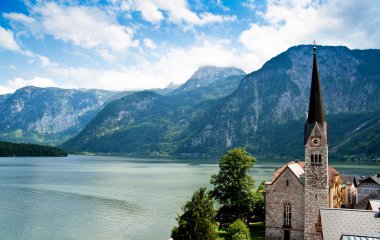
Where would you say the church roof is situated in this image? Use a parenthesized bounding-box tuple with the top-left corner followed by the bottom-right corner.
(271, 161, 304, 182)
(340, 235, 380, 240)
(270, 161, 339, 188)
(307, 46, 326, 124)
(320, 208, 380, 240)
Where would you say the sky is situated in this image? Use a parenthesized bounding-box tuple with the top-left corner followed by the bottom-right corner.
(0, 0, 379, 94)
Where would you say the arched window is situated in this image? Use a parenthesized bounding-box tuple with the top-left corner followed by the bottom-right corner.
(284, 203, 291, 227)
(319, 154, 322, 163)
(311, 154, 314, 163)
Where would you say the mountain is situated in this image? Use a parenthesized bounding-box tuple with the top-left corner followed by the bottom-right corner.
(65, 45, 380, 158)
(152, 82, 182, 95)
(0, 94, 11, 104)
(169, 66, 245, 95)
(179, 45, 380, 156)
(0, 141, 67, 157)
(330, 111, 380, 158)
(62, 67, 246, 153)
(0, 86, 116, 145)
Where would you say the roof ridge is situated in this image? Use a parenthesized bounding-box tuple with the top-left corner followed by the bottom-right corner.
(320, 208, 378, 213)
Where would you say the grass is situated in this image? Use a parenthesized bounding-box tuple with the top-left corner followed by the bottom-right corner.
(249, 222, 265, 240)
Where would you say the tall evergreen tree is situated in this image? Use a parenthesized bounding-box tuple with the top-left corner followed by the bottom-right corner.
(210, 147, 256, 226)
(171, 187, 217, 240)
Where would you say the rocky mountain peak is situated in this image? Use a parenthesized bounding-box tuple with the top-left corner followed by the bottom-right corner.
(191, 66, 245, 80)
(170, 66, 245, 95)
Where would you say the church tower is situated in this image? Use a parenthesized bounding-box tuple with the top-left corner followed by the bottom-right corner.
(304, 45, 328, 240)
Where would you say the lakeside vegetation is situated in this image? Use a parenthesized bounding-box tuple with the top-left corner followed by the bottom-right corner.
(171, 147, 265, 240)
(0, 141, 67, 157)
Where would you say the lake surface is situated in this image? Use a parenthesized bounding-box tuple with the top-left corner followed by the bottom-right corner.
(0, 155, 378, 240)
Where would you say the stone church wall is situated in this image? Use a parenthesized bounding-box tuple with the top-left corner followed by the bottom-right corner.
(265, 167, 305, 240)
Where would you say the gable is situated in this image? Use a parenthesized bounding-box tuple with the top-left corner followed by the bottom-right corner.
(271, 166, 305, 187)
(358, 177, 380, 187)
(305, 122, 327, 146)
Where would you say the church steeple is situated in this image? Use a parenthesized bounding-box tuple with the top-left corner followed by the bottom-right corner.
(307, 45, 325, 124)
(303, 44, 329, 239)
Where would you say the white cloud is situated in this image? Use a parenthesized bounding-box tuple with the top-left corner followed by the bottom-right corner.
(0, 26, 20, 51)
(3, 12, 35, 25)
(5, 2, 139, 58)
(2, 0, 379, 93)
(241, 0, 257, 10)
(239, 0, 380, 69)
(0, 85, 11, 95)
(120, 0, 236, 25)
(143, 38, 157, 49)
(0, 22, 54, 68)
(37, 39, 250, 91)
(0, 77, 58, 94)
(23, 50, 55, 67)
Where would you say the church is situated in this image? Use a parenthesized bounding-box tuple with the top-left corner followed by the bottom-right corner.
(264, 45, 337, 240)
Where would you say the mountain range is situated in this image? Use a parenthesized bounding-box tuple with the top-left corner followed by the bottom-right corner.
(0, 87, 116, 144)
(178, 45, 380, 158)
(61, 66, 246, 154)
(1, 45, 379, 159)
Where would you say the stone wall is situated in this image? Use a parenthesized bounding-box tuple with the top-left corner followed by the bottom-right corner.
(265, 167, 305, 240)
(304, 123, 328, 240)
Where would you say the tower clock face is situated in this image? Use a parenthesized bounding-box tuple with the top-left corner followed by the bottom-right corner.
(312, 138, 320, 146)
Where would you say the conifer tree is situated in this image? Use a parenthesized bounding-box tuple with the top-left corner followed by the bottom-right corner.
(171, 187, 217, 240)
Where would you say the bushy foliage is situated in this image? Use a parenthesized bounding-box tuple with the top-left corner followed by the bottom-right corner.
(249, 189, 265, 222)
(0, 141, 67, 157)
(225, 219, 250, 240)
(171, 187, 217, 240)
(210, 147, 256, 226)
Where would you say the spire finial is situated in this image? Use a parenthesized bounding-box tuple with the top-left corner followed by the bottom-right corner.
(313, 40, 317, 55)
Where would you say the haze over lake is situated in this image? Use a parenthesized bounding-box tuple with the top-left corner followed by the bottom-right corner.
(0, 155, 378, 240)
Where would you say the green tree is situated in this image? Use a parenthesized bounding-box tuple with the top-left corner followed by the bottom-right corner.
(210, 147, 256, 226)
(171, 187, 217, 240)
(225, 219, 250, 240)
(249, 189, 265, 222)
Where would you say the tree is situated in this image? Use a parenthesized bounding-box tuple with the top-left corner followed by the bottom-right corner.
(171, 187, 217, 240)
(210, 147, 256, 226)
(225, 219, 250, 240)
(249, 189, 265, 222)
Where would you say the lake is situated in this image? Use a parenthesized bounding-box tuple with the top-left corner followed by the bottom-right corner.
(0, 155, 378, 240)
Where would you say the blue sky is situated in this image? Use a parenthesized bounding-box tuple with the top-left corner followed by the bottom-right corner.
(0, 0, 379, 93)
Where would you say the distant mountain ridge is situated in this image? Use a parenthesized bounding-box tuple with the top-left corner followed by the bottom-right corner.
(63, 45, 380, 158)
(0, 86, 116, 144)
(62, 66, 246, 153)
(1, 45, 379, 159)
(169, 66, 245, 95)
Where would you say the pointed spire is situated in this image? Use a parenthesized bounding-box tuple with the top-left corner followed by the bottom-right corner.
(307, 44, 325, 123)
